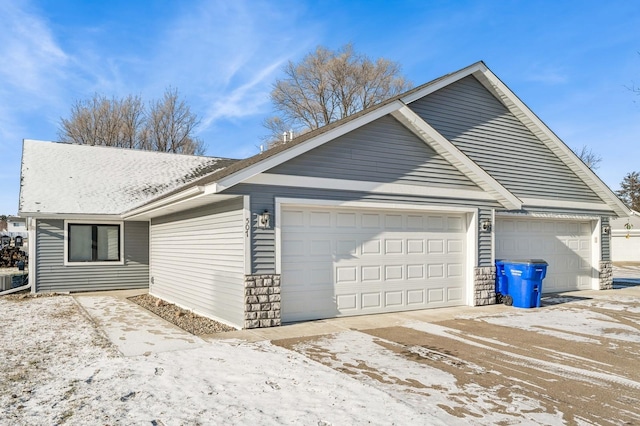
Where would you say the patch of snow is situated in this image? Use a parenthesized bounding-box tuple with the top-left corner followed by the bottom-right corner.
(290, 330, 559, 425)
(0, 296, 435, 424)
(478, 306, 640, 344)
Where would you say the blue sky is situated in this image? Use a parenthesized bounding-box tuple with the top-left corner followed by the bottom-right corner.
(1, 0, 639, 215)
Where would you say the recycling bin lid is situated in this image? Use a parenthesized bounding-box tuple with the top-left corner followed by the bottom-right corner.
(500, 259, 548, 266)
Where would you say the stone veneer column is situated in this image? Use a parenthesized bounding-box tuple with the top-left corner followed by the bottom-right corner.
(244, 275, 281, 329)
(599, 261, 613, 290)
(474, 266, 496, 306)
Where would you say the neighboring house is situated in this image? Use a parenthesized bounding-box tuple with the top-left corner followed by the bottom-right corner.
(7, 216, 28, 239)
(611, 212, 640, 263)
(1, 216, 28, 248)
(19, 62, 630, 329)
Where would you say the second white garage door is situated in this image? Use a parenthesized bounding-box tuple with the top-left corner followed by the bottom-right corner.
(280, 206, 468, 322)
(496, 217, 595, 293)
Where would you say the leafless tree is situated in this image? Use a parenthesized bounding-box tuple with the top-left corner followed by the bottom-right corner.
(265, 44, 412, 146)
(58, 89, 205, 155)
(573, 145, 602, 170)
(143, 88, 205, 155)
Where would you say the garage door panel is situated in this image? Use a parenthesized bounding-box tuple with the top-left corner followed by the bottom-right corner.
(447, 239, 464, 253)
(363, 292, 382, 309)
(384, 265, 403, 280)
(407, 215, 424, 229)
(407, 264, 425, 279)
(426, 215, 444, 230)
(281, 206, 467, 322)
(407, 289, 425, 304)
(362, 214, 381, 228)
(496, 217, 594, 293)
(385, 214, 403, 228)
(336, 212, 356, 228)
(448, 287, 464, 302)
(428, 288, 444, 302)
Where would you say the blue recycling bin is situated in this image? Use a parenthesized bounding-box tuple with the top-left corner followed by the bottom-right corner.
(502, 259, 548, 308)
(495, 260, 508, 298)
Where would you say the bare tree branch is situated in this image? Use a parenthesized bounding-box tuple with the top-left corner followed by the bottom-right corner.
(58, 89, 205, 155)
(573, 145, 602, 170)
(266, 44, 412, 146)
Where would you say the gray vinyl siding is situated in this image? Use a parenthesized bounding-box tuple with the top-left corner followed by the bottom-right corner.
(226, 184, 501, 274)
(410, 75, 603, 203)
(35, 220, 149, 293)
(601, 217, 611, 261)
(267, 115, 480, 190)
(149, 197, 245, 328)
(478, 209, 493, 267)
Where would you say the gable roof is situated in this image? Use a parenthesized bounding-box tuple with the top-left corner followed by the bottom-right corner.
(19, 140, 237, 216)
(128, 61, 629, 218)
(21, 62, 629, 219)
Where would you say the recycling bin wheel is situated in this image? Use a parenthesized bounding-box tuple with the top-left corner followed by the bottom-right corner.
(503, 295, 513, 306)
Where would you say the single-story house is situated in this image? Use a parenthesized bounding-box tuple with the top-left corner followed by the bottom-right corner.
(19, 61, 630, 329)
(611, 212, 640, 263)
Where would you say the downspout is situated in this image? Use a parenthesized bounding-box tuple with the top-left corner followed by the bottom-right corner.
(0, 280, 30, 296)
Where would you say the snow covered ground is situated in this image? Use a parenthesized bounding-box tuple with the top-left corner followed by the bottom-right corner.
(0, 296, 442, 425)
(3, 288, 640, 425)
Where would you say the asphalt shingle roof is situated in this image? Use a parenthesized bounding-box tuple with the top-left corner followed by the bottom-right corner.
(19, 140, 237, 215)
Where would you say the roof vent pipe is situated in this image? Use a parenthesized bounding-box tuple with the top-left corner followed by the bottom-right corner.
(282, 132, 288, 143)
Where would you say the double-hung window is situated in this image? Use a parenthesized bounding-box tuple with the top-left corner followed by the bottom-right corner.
(67, 223, 122, 263)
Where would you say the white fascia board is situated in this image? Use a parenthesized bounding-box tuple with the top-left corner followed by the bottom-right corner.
(473, 68, 631, 218)
(18, 212, 123, 220)
(210, 101, 405, 193)
(401, 62, 487, 104)
(391, 106, 522, 210)
(122, 186, 204, 219)
(520, 197, 613, 212)
(495, 211, 601, 221)
(245, 173, 495, 202)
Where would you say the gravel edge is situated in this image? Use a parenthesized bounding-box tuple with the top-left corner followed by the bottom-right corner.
(128, 294, 236, 335)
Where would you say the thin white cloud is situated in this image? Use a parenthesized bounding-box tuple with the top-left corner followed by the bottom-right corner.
(0, 0, 74, 147)
(145, 0, 319, 130)
(0, 1, 68, 94)
(201, 58, 287, 125)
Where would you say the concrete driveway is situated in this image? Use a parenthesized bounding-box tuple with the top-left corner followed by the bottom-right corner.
(70, 271, 640, 424)
(205, 284, 640, 424)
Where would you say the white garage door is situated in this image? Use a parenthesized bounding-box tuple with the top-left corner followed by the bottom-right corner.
(280, 206, 468, 322)
(496, 217, 594, 293)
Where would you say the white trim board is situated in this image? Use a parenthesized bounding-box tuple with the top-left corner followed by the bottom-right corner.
(246, 173, 495, 202)
(275, 196, 479, 305)
(519, 198, 613, 212)
(242, 195, 252, 275)
(391, 106, 522, 210)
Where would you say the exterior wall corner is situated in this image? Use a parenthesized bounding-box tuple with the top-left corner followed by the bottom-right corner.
(599, 261, 613, 290)
(474, 265, 496, 306)
(244, 274, 281, 329)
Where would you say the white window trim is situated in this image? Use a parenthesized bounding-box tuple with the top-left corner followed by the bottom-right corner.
(63, 220, 125, 266)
